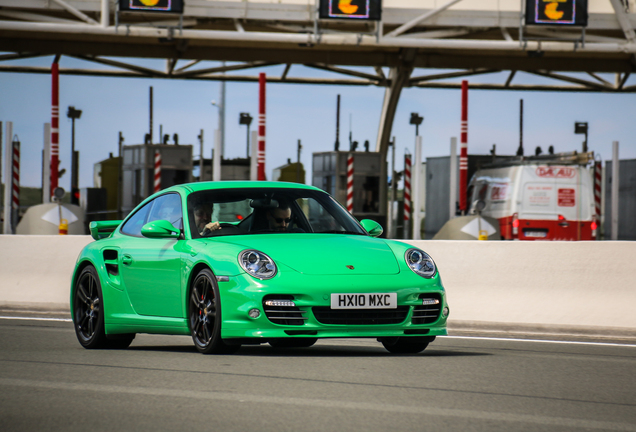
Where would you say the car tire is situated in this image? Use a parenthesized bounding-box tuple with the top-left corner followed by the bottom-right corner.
(73, 265, 110, 349)
(269, 338, 318, 349)
(189, 268, 240, 354)
(381, 336, 435, 354)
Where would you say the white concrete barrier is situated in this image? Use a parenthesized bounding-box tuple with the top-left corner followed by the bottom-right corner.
(0, 235, 92, 311)
(406, 240, 636, 332)
(0, 236, 634, 334)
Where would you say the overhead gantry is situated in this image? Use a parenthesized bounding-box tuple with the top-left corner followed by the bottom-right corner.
(0, 0, 635, 159)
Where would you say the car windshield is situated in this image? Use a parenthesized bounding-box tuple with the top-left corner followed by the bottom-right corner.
(187, 187, 366, 238)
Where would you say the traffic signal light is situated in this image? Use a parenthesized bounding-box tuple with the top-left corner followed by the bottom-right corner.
(71, 187, 80, 205)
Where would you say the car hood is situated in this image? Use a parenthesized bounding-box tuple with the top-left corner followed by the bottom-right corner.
(220, 234, 400, 275)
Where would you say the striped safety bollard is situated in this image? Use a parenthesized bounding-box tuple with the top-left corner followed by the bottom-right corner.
(593, 160, 602, 238)
(403, 153, 411, 239)
(12, 139, 20, 228)
(346, 154, 354, 212)
(154, 150, 161, 193)
(594, 161, 602, 217)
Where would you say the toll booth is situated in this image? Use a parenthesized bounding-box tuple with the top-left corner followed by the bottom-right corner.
(198, 157, 251, 181)
(273, 158, 305, 184)
(93, 153, 120, 219)
(312, 151, 387, 230)
(121, 144, 192, 214)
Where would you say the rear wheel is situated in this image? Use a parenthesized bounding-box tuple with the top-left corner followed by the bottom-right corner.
(73, 266, 108, 349)
(269, 338, 318, 349)
(189, 269, 240, 354)
(381, 336, 435, 354)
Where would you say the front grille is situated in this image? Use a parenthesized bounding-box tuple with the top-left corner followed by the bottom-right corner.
(263, 295, 306, 326)
(312, 307, 409, 325)
(412, 294, 442, 324)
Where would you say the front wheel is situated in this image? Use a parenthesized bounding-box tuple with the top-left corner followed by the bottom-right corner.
(73, 266, 109, 349)
(380, 336, 435, 354)
(189, 269, 240, 354)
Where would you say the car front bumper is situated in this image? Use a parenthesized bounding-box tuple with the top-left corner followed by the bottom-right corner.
(218, 271, 449, 341)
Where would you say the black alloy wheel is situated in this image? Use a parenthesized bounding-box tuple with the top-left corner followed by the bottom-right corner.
(73, 266, 135, 349)
(381, 336, 435, 354)
(73, 266, 108, 349)
(269, 338, 318, 349)
(189, 269, 240, 354)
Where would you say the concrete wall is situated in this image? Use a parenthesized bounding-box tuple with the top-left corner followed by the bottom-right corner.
(406, 240, 636, 333)
(0, 236, 92, 311)
(1, 236, 634, 333)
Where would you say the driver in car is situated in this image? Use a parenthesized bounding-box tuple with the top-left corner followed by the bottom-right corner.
(266, 201, 293, 232)
(193, 202, 221, 235)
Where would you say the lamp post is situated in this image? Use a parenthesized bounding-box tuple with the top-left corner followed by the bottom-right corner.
(239, 112, 253, 158)
(575, 122, 589, 153)
(67, 106, 82, 205)
(211, 99, 223, 156)
(410, 112, 423, 137)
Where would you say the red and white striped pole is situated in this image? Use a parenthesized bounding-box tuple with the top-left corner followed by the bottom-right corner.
(459, 80, 468, 214)
(154, 150, 161, 193)
(594, 161, 602, 217)
(346, 154, 354, 212)
(403, 153, 412, 239)
(11, 138, 20, 230)
(593, 160, 602, 238)
(50, 60, 60, 199)
(257, 73, 266, 181)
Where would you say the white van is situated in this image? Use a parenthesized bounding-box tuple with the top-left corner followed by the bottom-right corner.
(468, 163, 597, 240)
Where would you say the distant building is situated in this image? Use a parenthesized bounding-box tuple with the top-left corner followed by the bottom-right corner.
(198, 157, 251, 181)
(604, 158, 636, 240)
(121, 143, 193, 214)
(272, 158, 305, 184)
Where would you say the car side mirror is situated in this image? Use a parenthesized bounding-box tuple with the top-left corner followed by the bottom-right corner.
(141, 220, 180, 239)
(360, 219, 383, 238)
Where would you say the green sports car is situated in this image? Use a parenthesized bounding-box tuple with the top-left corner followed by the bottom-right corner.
(71, 181, 449, 354)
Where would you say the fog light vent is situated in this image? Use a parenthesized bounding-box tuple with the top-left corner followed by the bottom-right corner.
(263, 295, 306, 326)
(412, 293, 442, 325)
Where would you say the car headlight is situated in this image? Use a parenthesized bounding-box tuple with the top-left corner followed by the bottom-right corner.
(405, 248, 436, 278)
(239, 250, 277, 280)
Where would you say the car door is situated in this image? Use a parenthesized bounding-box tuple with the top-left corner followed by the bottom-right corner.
(119, 193, 185, 318)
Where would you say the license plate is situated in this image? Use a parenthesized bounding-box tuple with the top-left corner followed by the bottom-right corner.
(331, 293, 397, 309)
(525, 230, 547, 238)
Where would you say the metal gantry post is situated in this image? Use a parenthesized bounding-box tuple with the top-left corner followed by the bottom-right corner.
(50, 59, 60, 200)
(257, 73, 267, 181)
(42, 123, 51, 203)
(3, 122, 13, 234)
(449, 137, 458, 220)
(198, 129, 204, 181)
(412, 135, 422, 240)
(459, 80, 468, 214)
(611, 141, 619, 240)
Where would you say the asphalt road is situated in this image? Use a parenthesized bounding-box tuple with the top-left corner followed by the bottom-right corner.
(1, 317, 635, 432)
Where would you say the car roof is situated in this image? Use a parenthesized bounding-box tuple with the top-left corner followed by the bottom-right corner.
(162, 181, 323, 195)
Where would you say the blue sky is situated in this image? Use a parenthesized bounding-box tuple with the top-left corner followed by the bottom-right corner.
(1, 55, 635, 190)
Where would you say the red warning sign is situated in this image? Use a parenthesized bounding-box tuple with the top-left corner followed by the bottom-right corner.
(558, 188, 576, 207)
